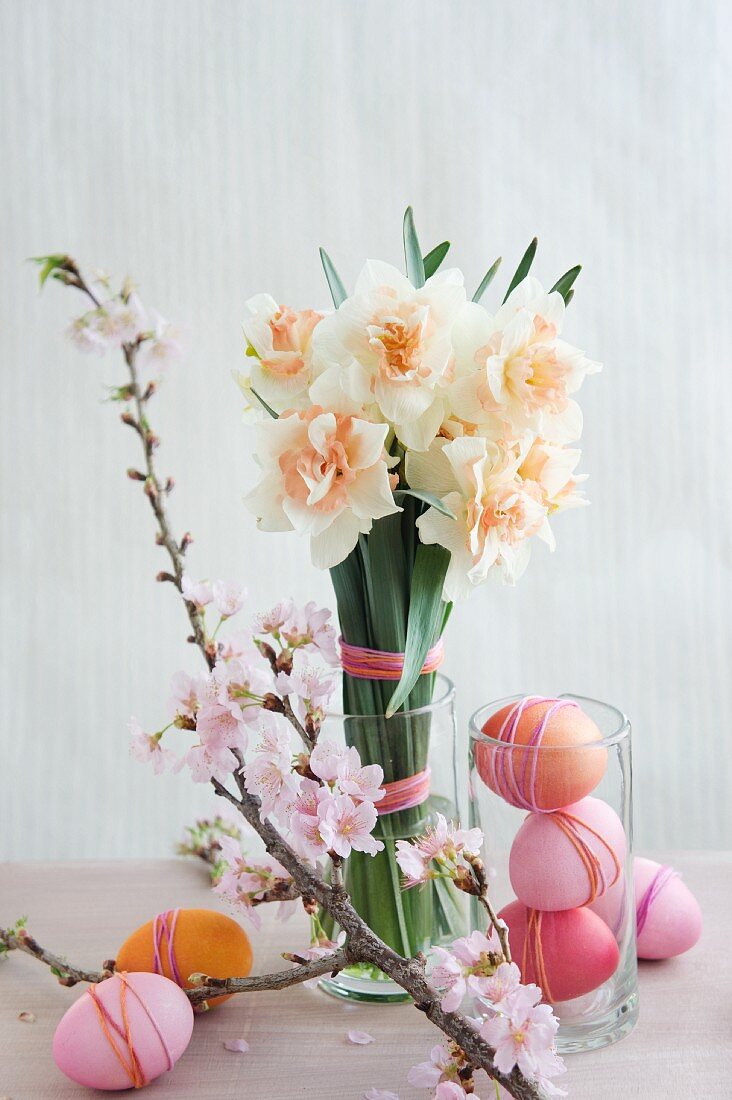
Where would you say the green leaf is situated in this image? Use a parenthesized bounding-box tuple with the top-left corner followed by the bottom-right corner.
(403, 207, 425, 288)
(422, 241, 450, 279)
(319, 248, 348, 307)
(502, 237, 538, 303)
(385, 544, 450, 717)
(550, 264, 581, 302)
(393, 488, 456, 519)
(472, 256, 502, 303)
(564, 288, 575, 306)
(30, 254, 70, 289)
(250, 386, 278, 419)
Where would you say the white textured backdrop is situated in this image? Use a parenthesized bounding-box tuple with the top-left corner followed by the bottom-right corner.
(1, 0, 731, 859)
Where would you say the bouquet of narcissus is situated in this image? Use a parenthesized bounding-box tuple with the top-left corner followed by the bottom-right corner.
(240, 209, 600, 962)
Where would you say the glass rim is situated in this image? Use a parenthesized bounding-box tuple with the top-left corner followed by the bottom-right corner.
(326, 672, 455, 721)
(469, 693, 630, 750)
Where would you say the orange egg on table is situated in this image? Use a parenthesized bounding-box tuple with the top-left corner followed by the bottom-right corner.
(116, 908, 252, 1008)
(475, 696, 608, 811)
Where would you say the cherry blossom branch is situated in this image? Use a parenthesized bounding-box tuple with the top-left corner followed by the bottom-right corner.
(31, 260, 545, 1100)
(0, 924, 114, 987)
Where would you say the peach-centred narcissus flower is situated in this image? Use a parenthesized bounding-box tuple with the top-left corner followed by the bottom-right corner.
(450, 276, 600, 444)
(310, 260, 466, 450)
(407, 436, 554, 599)
(239, 294, 324, 414)
(244, 405, 400, 569)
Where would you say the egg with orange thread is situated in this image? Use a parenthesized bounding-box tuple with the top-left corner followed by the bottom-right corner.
(115, 908, 252, 1008)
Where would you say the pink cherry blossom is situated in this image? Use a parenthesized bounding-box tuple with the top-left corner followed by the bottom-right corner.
(395, 814, 483, 888)
(428, 947, 466, 1012)
(481, 994, 565, 1090)
(281, 601, 340, 665)
(334, 746, 385, 803)
(243, 724, 299, 819)
(66, 314, 111, 354)
(128, 718, 177, 775)
(168, 671, 199, 718)
(136, 311, 183, 378)
(289, 780, 333, 859)
(476, 961, 525, 1013)
(214, 835, 293, 928)
(407, 1044, 456, 1089)
(253, 599, 296, 637)
(91, 296, 146, 347)
(276, 658, 337, 719)
(182, 574, 213, 608)
(435, 1084, 470, 1100)
(185, 740, 238, 783)
(213, 579, 246, 619)
(308, 739, 347, 783)
(318, 794, 384, 857)
(213, 658, 271, 714)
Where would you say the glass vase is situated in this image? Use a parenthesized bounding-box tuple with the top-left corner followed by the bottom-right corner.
(320, 674, 467, 1002)
(468, 694, 638, 1052)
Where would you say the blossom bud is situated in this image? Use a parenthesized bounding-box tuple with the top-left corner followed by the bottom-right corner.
(262, 693, 285, 713)
(164, 477, 175, 494)
(142, 381, 157, 401)
(127, 468, 146, 481)
(144, 479, 158, 500)
(156, 571, 176, 584)
(180, 532, 193, 553)
(120, 411, 137, 429)
(145, 431, 160, 451)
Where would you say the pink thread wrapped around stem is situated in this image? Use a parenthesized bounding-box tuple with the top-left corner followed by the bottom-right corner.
(340, 637, 444, 681)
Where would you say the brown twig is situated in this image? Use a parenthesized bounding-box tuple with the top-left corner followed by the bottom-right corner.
(0, 925, 114, 987)
(187, 948, 347, 1005)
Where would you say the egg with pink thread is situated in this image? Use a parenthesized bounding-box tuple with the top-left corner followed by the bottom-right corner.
(498, 900, 620, 1003)
(475, 696, 608, 812)
(591, 856, 702, 959)
(509, 796, 626, 912)
(53, 972, 193, 1090)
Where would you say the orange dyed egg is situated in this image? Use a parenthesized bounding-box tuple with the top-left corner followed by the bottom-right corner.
(116, 908, 252, 1008)
(475, 696, 607, 811)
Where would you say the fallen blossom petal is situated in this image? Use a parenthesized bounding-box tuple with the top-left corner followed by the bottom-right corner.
(18, 1011, 36, 1023)
(223, 1038, 250, 1053)
(363, 1090, 399, 1100)
(347, 1029, 375, 1045)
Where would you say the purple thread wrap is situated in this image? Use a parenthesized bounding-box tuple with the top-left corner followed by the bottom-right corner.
(152, 908, 183, 987)
(487, 696, 579, 812)
(636, 864, 679, 937)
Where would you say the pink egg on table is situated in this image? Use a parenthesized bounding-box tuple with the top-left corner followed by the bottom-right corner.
(53, 971, 193, 1090)
(498, 900, 620, 1004)
(633, 856, 702, 960)
(509, 796, 626, 911)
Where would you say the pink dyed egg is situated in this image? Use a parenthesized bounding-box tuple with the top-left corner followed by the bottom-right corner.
(53, 972, 193, 1090)
(633, 857, 702, 960)
(509, 797, 626, 911)
(498, 900, 620, 1003)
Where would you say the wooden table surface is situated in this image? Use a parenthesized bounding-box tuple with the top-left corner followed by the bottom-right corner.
(0, 855, 728, 1099)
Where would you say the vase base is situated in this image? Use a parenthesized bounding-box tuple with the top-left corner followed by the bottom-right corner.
(319, 965, 411, 1004)
(554, 984, 639, 1053)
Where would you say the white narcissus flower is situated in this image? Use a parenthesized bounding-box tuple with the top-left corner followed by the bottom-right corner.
(239, 294, 324, 414)
(450, 276, 601, 444)
(310, 260, 466, 451)
(244, 405, 400, 569)
(407, 436, 553, 600)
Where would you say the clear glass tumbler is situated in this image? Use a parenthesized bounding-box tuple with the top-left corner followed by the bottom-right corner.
(320, 674, 468, 1003)
(468, 694, 638, 1052)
